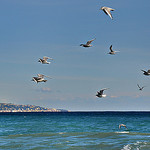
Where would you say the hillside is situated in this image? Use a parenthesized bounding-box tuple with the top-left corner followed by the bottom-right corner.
(0, 103, 68, 112)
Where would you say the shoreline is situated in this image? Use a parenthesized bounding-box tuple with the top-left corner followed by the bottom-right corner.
(0, 111, 150, 113)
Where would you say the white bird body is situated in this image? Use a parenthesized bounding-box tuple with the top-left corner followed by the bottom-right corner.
(80, 38, 96, 48)
(101, 6, 115, 20)
(32, 74, 52, 83)
(38, 56, 53, 64)
(99, 94, 106, 98)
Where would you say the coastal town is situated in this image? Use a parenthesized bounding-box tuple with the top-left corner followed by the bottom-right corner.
(0, 103, 68, 112)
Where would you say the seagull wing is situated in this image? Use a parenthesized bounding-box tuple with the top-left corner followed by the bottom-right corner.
(43, 57, 50, 60)
(100, 88, 109, 94)
(102, 88, 109, 91)
(137, 84, 140, 89)
(39, 58, 42, 61)
(99, 90, 104, 95)
(32, 77, 38, 83)
(142, 86, 146, 89)
(37, 74, 44, 78)
(110, 45, 113, 52)
(37, 74, 52, 79)
(141, 70, 146, 73)
(43, 56, 53, 60)
(44, 75, 52, 79)
(104, 8, 113, 19)
(102, 8, 109, 15)
(86, 38, 96, 45)
(109, 8, 115, 11)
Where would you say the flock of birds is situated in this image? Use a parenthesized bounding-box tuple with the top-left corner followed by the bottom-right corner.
(31, 8, 119, 87)
(31, 6, 149, 99)
(80, 6, 148, 98)
(32, 57, 53, 83)
(80, 6, 148, 130)
(79, 6, 121, 98)
(30, 5, 150, 130)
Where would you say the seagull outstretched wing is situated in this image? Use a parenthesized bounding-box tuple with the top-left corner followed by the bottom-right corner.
(37, 74, 52, 79)
(44, 75, 52, 79)
(99, 88, 108, 94)
(110, 45, 113, 52)
(32, 77, 37, 83)
(43, 56, 53, 60)
(137, 84, 141, 89)
(141, 70, 146, 73)
(37, 74, 45, 78)
(101, 7, 115, 20)
(86, 38, 96, 45)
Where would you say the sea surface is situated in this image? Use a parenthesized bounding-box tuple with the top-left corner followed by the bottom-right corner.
(0, 112, 150, 150)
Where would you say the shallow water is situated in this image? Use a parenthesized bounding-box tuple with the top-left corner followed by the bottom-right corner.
(0, 112, 150, 150)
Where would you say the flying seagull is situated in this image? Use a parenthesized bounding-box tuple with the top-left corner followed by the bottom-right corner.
(96, 88, 108, 98)
(119, 124, 127, 129)
(32, 74, 52, 83)
(80, 38, 96, 48)
(141, 69, 150, 76)
(38, 56, 53, 64)
(137, 84, 145, 91)
(108, 45, 119, 55)
(100, 6, 115, 20)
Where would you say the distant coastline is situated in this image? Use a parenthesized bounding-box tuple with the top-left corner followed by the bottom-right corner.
(1, 103, 149, 113)
(0, 103, 69, 112)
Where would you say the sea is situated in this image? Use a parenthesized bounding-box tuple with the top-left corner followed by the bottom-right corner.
(0, 112, 150, 150)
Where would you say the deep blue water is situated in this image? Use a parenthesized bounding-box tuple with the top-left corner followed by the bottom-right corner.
(0, 112, 150, 150)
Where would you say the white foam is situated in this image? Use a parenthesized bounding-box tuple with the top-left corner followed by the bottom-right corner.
(59, 132, 65, 135)
(121, 141, 148, 150)
(121, 144, 131, 150)
(115, 131, 130, 134)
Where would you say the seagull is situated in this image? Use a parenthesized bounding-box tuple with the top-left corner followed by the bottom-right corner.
(137, 84, 145, 91)
(119, 124, 127, 129)
(32, 74, 52, 83)
(141, 69, 150, 76)
(96, 88, 108, 98)
(80, 38, 96, 48)
(38, 56, 53, 64)
(100, 6, 115, 20)
(108, 45, 119, 55)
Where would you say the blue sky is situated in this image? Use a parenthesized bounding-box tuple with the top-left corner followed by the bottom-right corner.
(0, 0, 150, 111)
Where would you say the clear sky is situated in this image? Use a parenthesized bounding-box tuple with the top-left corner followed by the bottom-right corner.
(0, 0, 150, 111)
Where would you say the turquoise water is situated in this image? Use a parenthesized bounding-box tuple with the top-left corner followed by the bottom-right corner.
(0, 112, 150, 150)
